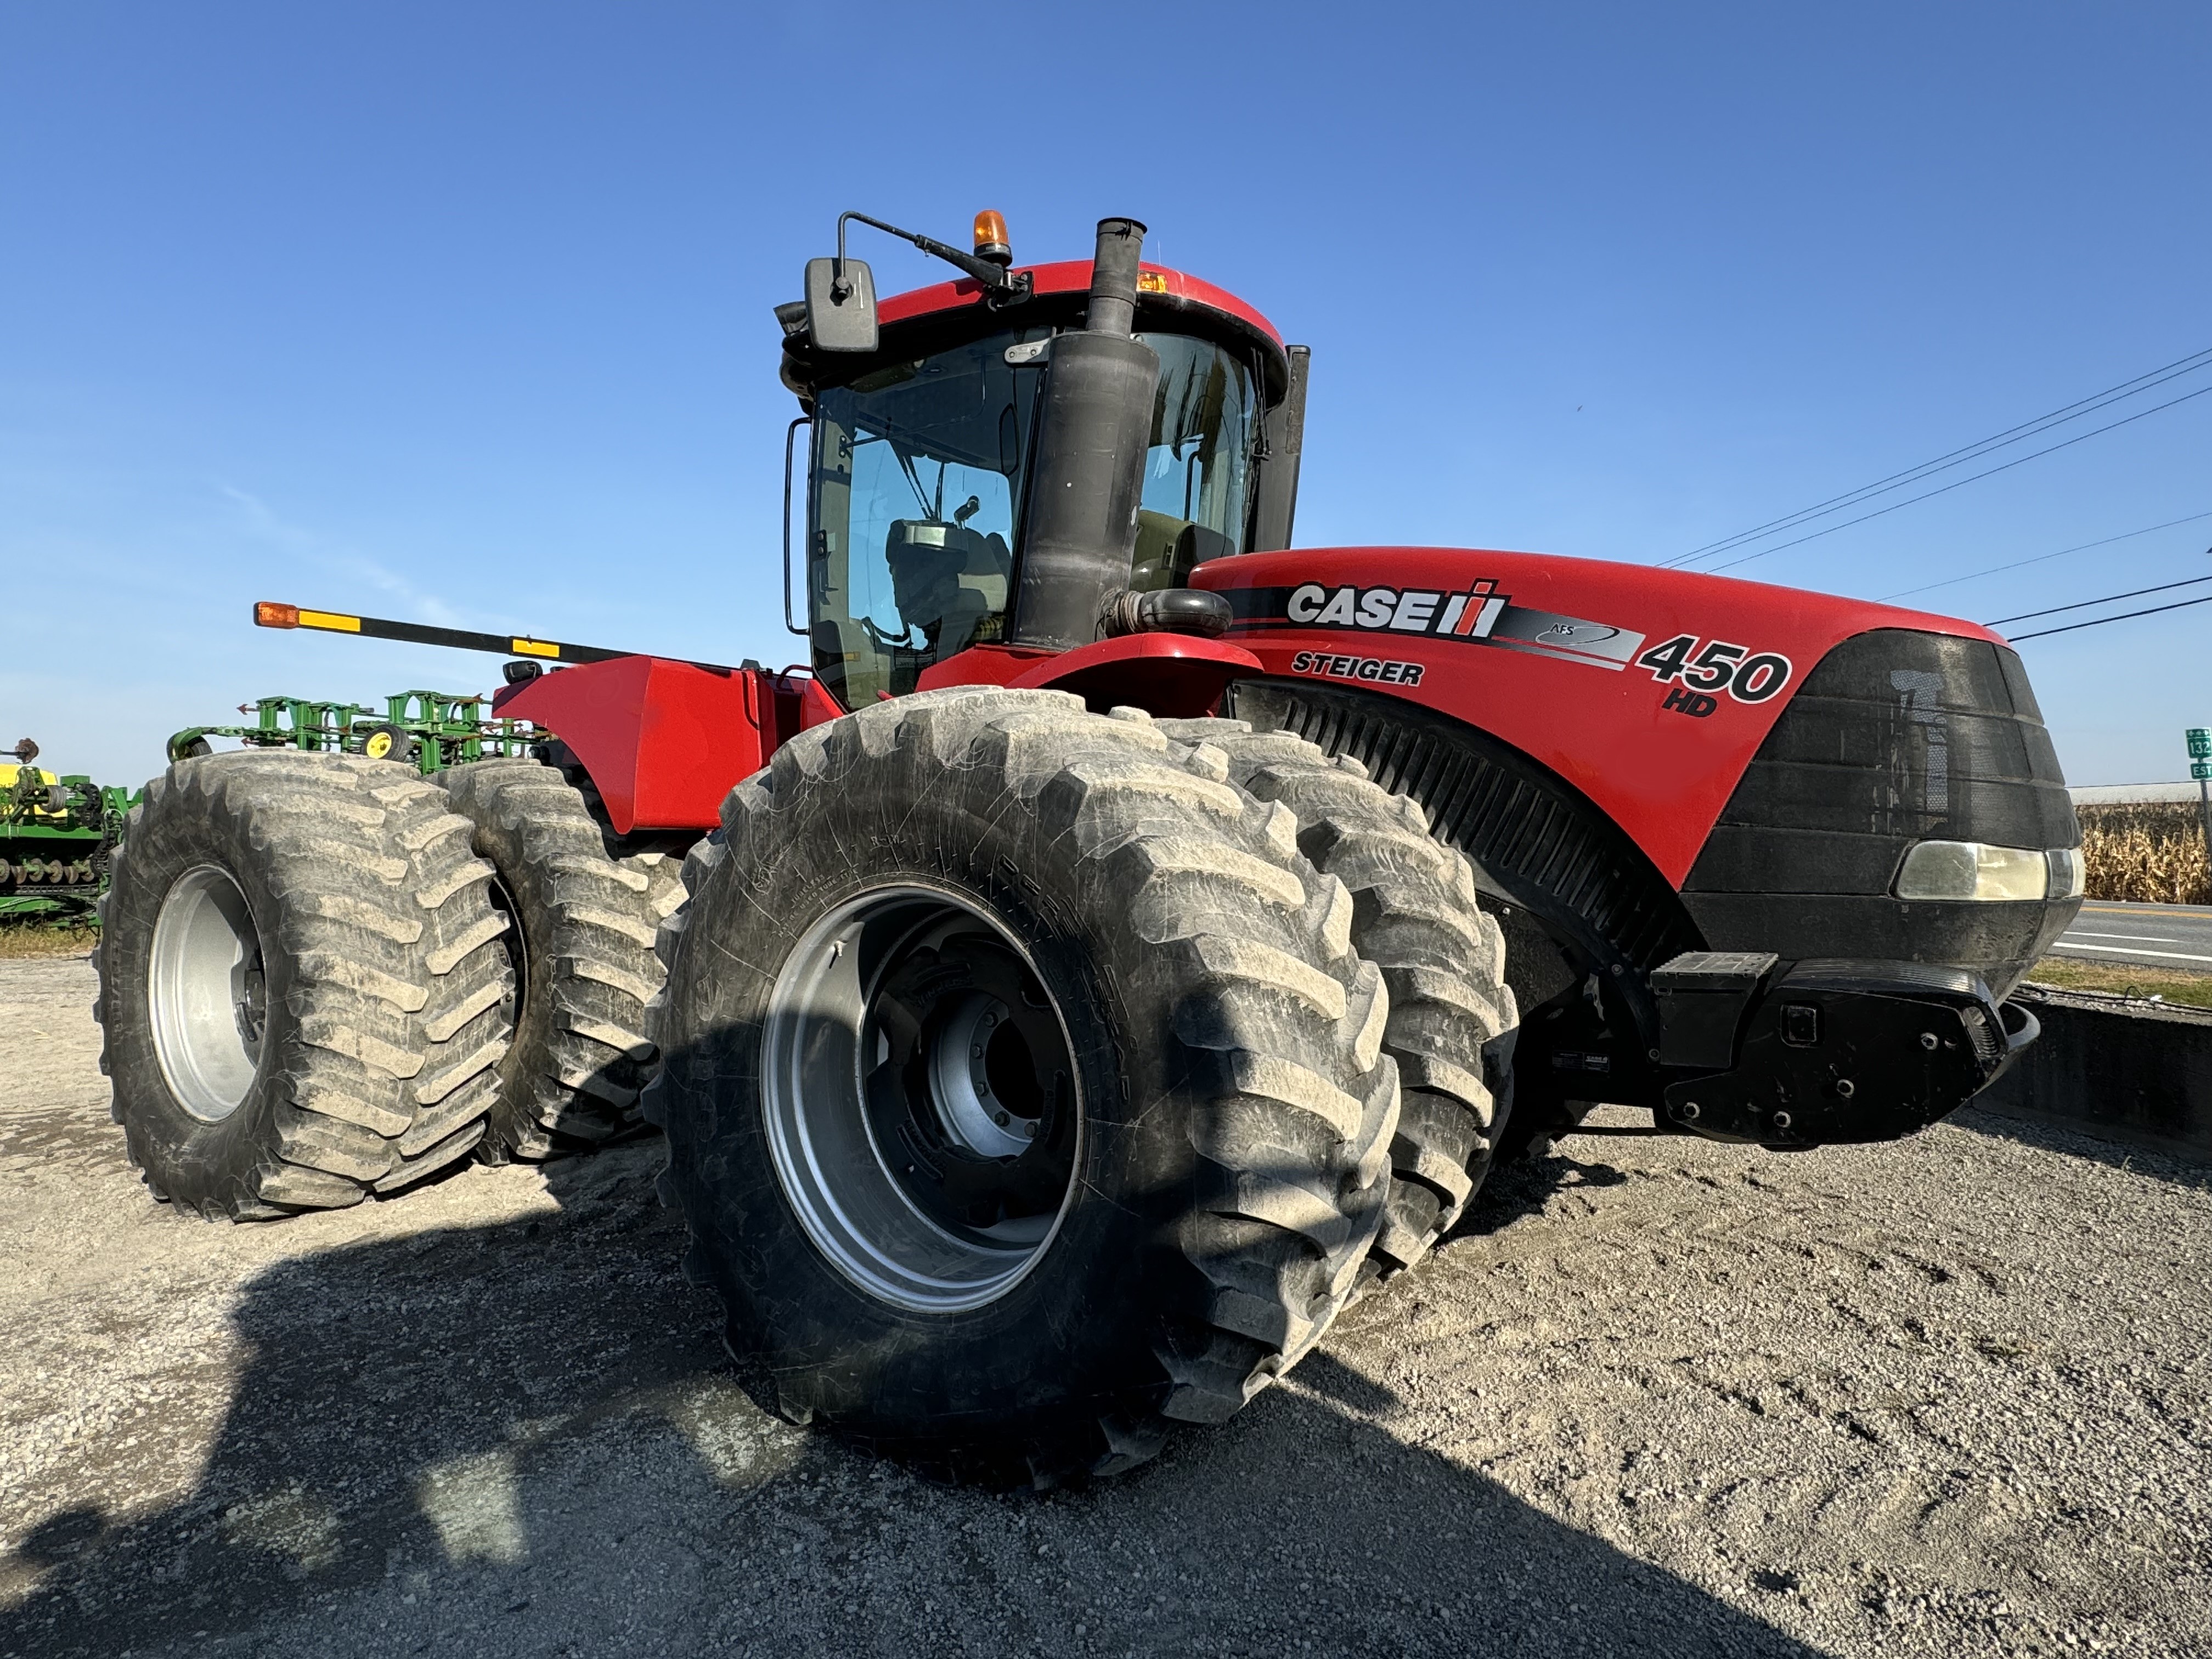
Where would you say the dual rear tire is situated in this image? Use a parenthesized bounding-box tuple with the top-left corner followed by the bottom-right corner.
(96, 752, 515, 1217)
(438, 759, 675, 1161)
(96, 749, 681, 1216)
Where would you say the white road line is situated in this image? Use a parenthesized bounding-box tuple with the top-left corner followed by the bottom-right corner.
(2064, 930, 2182, 943)
(2051, 942, 2212, 963)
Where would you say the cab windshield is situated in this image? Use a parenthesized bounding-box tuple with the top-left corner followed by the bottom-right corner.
(809, 327, 1260, 704)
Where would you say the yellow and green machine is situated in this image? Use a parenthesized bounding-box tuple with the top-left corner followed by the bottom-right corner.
(166, 689, 542, 775)
(3, 687, 541, 921)
(1, 741, 137, 919)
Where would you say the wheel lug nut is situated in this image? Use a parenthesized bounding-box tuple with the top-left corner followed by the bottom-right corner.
(994, 1111, 1010, 1126)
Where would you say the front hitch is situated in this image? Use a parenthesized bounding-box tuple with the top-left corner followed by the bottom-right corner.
(1651, 952, 2036, 1147)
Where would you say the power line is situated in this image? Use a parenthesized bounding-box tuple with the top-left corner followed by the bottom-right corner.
(1880, 510, 2212, 603)
(1664, 343, 2212, 569)
(1985, 568, 2212, 627)
(2009, 590, 2212, 642)
(1694, 382, 2212, 576)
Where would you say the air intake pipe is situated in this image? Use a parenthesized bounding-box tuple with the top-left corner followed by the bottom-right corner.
(1008, 219, 1162, 652)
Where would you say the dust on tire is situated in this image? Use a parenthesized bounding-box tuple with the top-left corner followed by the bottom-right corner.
(646, 690, 1399, 1486)
(95, 751, 514, 1218)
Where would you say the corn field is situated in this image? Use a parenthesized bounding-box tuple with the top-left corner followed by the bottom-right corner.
(2079, 802, 2212, 904)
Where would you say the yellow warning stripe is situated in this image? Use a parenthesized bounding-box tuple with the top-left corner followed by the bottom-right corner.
(297, 609, 362, 633)
(510, 639, 561, 659)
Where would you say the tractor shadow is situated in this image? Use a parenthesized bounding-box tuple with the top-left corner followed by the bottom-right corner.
(1452, 1136, 1635, 1239)
(2, 1155, 1814, 1659)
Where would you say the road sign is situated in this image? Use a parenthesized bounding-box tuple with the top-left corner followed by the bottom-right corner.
(2190, 727, 2212, 759)
(2194, 761, 2212, 781)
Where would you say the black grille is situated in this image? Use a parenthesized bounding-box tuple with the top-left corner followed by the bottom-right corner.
(1681, 629, 2079, 997)
(1229, 678, 1700, 973)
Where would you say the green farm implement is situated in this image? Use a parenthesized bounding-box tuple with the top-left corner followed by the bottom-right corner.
(1, 740, 136, 918)
(168, 690, 543, 776)
(5, 690, 538, 924)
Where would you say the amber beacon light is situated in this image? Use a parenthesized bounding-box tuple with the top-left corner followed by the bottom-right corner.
(973, 210, 1011, 267)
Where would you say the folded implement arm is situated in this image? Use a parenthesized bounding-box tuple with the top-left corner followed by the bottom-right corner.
(249, 599, 738, 674)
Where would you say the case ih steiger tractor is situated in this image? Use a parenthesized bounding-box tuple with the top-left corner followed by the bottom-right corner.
(95, 213, 2082, 1485)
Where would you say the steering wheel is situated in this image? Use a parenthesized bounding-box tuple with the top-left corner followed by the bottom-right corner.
(861, 615, 921, 652)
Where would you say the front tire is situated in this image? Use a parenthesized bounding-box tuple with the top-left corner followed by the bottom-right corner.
(1160, 718, 1516, 1284)
(95, 752, 515, 1218)
(646, 690, 1398, 1486)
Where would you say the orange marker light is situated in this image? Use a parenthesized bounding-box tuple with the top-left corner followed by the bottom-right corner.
(255, 601, 300, 629)
(973, 209, 1012, 267)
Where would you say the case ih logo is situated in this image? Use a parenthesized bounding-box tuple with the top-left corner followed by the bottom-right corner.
(1258, 580, 1647, 672)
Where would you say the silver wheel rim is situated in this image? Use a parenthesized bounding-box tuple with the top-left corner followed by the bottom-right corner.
(149, 864, 267, 1122)
(763, 885, 1081, 1313)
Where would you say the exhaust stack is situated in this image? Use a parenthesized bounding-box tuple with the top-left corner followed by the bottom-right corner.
(1008, 219, 1161, 652)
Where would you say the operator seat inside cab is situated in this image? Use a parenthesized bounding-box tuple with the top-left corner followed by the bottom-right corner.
(886, 518, 1011, 655)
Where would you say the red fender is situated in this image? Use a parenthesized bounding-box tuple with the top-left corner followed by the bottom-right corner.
(492, 657, 837, 834)
(495, 637, 1256, 833)
(916, 634, 1262, 717)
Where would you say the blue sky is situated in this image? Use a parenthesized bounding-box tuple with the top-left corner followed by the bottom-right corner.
(4, 2, 2208, 786)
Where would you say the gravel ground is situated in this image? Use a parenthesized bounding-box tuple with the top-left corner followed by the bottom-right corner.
(2, 953, 2208, 1658)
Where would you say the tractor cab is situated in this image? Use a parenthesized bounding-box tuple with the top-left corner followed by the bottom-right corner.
(775, 221, 1304, 706)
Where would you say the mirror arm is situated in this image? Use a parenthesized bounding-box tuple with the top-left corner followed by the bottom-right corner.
(836, 210, 1016, 296)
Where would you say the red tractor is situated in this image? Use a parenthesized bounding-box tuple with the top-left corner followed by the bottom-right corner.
(95, 213, 2080, 1485)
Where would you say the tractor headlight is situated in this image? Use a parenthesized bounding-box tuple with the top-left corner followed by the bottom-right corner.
(1894, 840, 2076, 902)
(2044, 846, 2084, 901)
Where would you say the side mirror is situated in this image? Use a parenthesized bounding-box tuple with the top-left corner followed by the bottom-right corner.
(804, 257, 879, 353)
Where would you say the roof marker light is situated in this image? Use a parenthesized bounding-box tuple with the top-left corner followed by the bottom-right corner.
(973, 210, 1011, 267)
(255, 601, 300, 629)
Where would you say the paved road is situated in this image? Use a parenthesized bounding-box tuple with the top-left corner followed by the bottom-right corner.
(2050, 899, 2212, 970)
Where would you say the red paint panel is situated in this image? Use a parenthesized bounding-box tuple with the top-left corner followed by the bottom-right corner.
(1005, 634, 1261, 718)
(876, 261, 1283, 348)
(1196, 548, 2003, 888)
(915, 634, 1263, 718)
(494, 657, 769, 834)
(913, 644, 1058, 692)
(771, 671, 847, 743)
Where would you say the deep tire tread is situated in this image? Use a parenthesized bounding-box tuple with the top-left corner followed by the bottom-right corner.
(440, 759, 673, 1163)
(1160, 715, 1515, 1285)
(96, 751, 515, 1218)
(647, 689, 1400, 1483)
